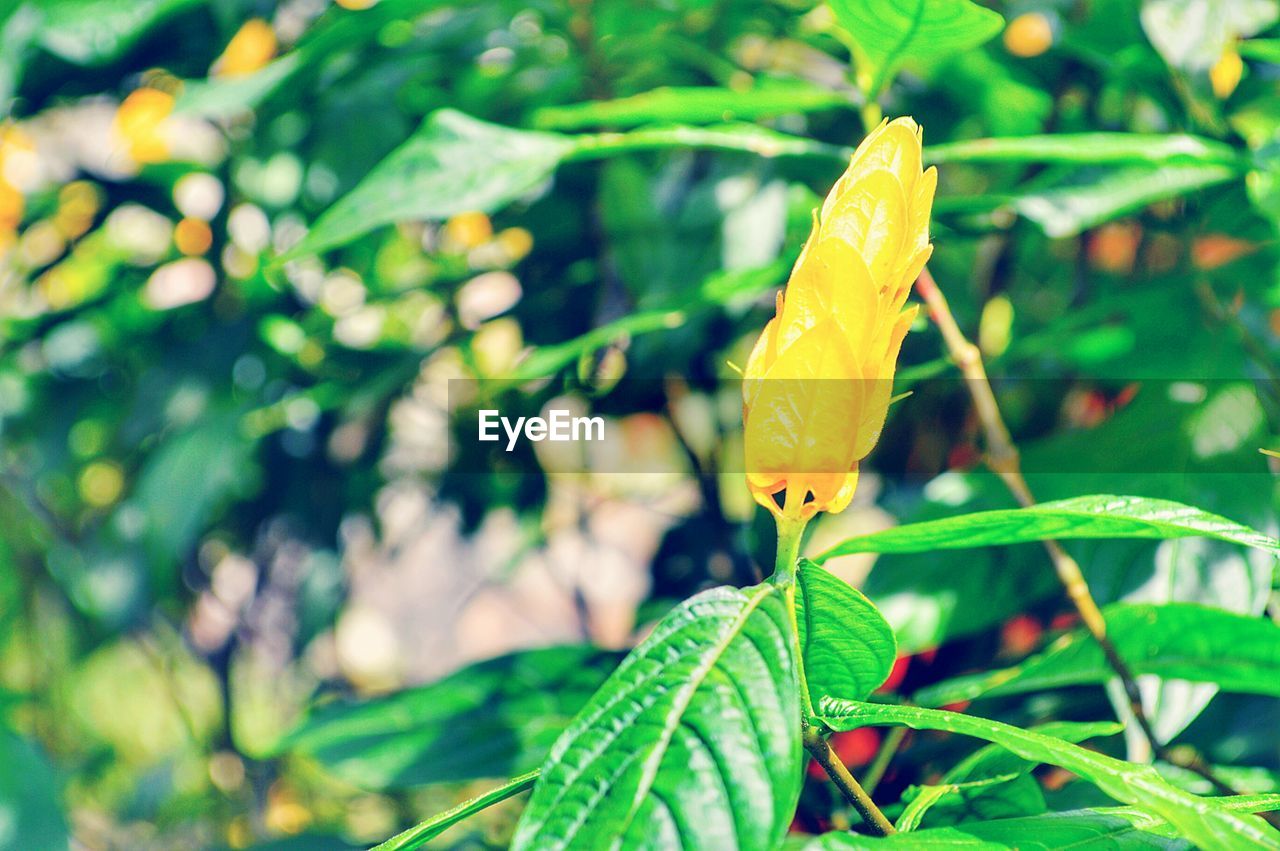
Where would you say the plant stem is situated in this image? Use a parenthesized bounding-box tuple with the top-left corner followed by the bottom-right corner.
(859, 101, 883, 134)
(776, 515, 894, 836)
(913, 266, 1243, 799)
(773, 512, 808, 583)
(803, 727, 896, 836)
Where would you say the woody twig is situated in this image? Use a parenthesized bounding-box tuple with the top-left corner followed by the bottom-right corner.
(914, 266, 1246, 802)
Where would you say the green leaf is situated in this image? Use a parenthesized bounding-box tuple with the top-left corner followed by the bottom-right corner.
(132, 412, 257, 572)
(175, 53, 302, 119)
(925, 133, 1245, 168)
(815, 701, 1280, 850)
(498, 259, 789, 384)
(284, 112, 845, 258)
(278, 646, 620, 789)
(0, 730, 68, 851)
(862, 544, 1059, 655)
(511, 582, 802, 850)
(284, 109, 576, 259)
(1012, 164, 1238, 238)
(1160, 762, 1280, 796)
(369, 771, 538, 851)
(816, 495, 1280, 563)
(1140, 0, 1278, 72)
(827, 0, 1004, 96)
(1239, 38, 1280, 64)
(531, 82, 853, 130)
(897, 721, 1123, 829)
(915, 602, 1280, 707)
(175, 0, 454, 118)
(37, 0, 202, 65)
(802, 794, 1280, 848)
(795, 559, 896, 706)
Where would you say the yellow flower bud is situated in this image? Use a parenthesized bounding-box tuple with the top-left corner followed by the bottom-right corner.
(743, 117, 934, 519)
(1210, 47, 1243, 100)
(212, 19, 278, 78)
(114, 88, 175, 165)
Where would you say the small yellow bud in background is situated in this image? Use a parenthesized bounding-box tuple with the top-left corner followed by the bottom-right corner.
(53, 181, 102, 239)
(0, 125, 35, 237)
(212, 19, 278, 78)
(496, 227, 534, 262)
(441, 210, 493, 252)
(979, 294, 1014, 358)
(1210, 47, 1244, 99)
(743, 117, 935, 519)
(0, 181, 22, 234)
(79, 460, 125, 508)
(335, 0, 379, 8)
(114, 88, 175, 164)
(1004, 13, 1054, 58)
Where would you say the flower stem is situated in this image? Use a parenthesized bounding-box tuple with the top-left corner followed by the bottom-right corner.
(774, 514, 893, 835)
(773, 512, 808, 584)
(803, 726, 896, 836)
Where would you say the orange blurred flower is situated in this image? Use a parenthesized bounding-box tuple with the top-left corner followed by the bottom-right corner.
(1004, 13, 1054, 58)
(743, 117, 934, 519)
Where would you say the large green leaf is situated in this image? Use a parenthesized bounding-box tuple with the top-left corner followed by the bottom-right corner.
(0, 0, 202, 103)
(37, 0, 203, 65)
(511, 582, 802, 850)
(531, 82, 853, 130)
(1013, 164, 1238, 237)
(862, 543, 1059, 655)
(278, 646, 620, 789)
(801, 794, 1280, 849)
(925, 133, 1245, 168)
(915, 603, 1280, 707)
(370, 770, 538, 851)
(1141, 0, 1278, 72)
(795, 559, 896, 706)
(284, 111, 843, 258)
(0, 730, 68, 851)
(827, 0, 1004, 95)
(1239, 38, 1280, 63)
(816, 495, 1280, 563)
(817, 701, 1280, 850)
(175, 0, 456, 118)
(897, 721, 1123, 830)
(285, 109, 576, 259)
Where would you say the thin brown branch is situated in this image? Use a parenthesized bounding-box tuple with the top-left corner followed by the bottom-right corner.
(803, 726, 896, 836)
(913, 266, 1247, 802)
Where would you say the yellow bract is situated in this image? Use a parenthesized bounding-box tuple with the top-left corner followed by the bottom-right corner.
(743, 117, 934, 519)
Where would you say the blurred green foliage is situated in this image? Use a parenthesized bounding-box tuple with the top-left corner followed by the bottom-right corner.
(0, 0, 1279, 848)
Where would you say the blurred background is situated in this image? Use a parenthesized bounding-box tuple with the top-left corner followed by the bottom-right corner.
(1, 0, 1279, 848)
